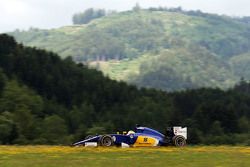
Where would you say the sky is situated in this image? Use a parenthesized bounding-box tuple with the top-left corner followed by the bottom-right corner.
(0, 0, 250, 33)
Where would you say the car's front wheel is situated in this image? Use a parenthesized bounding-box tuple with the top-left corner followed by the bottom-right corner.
(99, 135, 114, 147)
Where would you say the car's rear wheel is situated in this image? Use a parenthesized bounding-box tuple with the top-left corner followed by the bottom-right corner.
(100, 135, 114, 147)
(173, 135, 186, 147)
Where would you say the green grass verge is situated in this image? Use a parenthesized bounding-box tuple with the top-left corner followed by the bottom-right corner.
(0, 146, 249, 167)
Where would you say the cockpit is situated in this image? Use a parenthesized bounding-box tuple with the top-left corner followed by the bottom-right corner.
(127, 130, 135, 135)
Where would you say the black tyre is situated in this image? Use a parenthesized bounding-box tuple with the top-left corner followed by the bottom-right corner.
(173, 135, 186, 147)
(99, 135, 114, 147)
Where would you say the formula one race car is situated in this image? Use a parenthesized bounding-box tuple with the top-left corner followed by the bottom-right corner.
(72, 125, 187, 147)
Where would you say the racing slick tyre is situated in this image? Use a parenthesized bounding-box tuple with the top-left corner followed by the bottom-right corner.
(99, 135, 114, 147)
(173, 135, 186, 147)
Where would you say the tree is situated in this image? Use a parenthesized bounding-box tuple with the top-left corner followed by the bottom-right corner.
(133, 3, 141, 12)
(0, 80, 44, 116)
(210, 121, 224, 136)
(42, 115, 68, 144)
(68, 107, 83, 133)
(72, 8, 106, 24)
(0, 69, 6, 95)
(0, 114, 15, 144)
(0, 34, 17, 55)
(238, 117, 249, 133)
(13, 108, 35, 143)
(234, 77, 250, 95)
(86, 126, 106, 135)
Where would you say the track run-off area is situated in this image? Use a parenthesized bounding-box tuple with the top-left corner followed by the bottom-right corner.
(0, 146, 249, 167)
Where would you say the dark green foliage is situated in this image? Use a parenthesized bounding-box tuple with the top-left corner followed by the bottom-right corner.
(0, 113, 16, 144)
(234, 78, 250, 96)
(0, 34, 17, 55)
(133, 67, 196, 91)
(0, 34, 172, 144)
(0, 35, 249, 145)
(41, 115, 68, 144)
(86, 126, 106, 135)
(0, 80, 44, 116)
(0, 69, 6, 95)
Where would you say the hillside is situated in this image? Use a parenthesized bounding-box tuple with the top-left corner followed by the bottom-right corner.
(10, 9, 250, 91)
(0, 34, 172, 144)
(0, 34, 250, 145)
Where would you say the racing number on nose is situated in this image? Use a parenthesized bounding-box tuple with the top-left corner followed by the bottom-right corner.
(143, 137, 148, 142)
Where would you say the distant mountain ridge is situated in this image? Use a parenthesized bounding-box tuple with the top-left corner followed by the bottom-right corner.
(10, 8, 250, 91)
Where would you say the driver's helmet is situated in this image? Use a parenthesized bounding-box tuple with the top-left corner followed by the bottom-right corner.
(127, 130, 135, 135)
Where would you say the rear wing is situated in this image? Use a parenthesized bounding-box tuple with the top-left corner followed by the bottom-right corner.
(173, 127, 187, 139)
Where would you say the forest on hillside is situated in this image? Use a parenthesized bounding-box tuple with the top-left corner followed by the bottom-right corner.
(0, 34, 249, 145)
(10, 8, 250, 91)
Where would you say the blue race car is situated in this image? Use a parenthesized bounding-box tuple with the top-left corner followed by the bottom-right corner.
(72, 125, 187, 147)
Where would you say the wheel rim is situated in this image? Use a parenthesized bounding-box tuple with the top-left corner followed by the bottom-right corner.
(103, 137, 112, 146)
(175, 136, 186, 146)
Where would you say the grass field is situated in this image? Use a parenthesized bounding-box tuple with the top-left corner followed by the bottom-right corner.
(0, 146, 249, 167)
